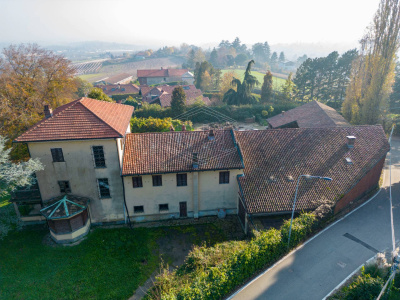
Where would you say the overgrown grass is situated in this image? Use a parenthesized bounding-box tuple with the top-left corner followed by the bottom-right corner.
(146, 213, 317, 299)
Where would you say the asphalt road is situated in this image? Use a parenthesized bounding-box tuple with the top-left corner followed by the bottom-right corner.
(231, 136, 400, 300)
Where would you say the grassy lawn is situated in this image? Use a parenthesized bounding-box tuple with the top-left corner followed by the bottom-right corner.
(0, 217, 233, 300)
(221, 69, 286, 90)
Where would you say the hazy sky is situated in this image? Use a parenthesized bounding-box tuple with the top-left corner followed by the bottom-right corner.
(0, 0, 382, 47)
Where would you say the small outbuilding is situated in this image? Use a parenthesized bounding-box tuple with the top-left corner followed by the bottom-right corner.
(40, 195, 91, 244)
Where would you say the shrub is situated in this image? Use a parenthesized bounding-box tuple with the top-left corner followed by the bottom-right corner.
(130, 117, 192, 133)
(146, 213, 317, 299)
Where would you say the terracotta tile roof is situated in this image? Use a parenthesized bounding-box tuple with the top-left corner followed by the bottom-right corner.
(234, 126, 389, 214)
(142, 85, 210, 107)
(102, 84, 140, 96)
(266, 101, 349, 128)
(122, 130, 243, 176)
(137, 68, 188, 78)
(15, 97, 134, 142)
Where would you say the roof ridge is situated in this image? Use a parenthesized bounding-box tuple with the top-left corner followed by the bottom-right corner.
(312, 101, 338, 127)
(80, 98, 123, 137)
(16, 99, 82, 139)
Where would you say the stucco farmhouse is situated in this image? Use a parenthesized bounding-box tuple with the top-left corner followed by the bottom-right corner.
(13, 98, 389, 238)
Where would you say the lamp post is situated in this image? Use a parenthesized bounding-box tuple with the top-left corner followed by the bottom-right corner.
(287, 174, 332, 250)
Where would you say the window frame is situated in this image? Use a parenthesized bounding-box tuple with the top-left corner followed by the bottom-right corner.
(51, 148, 64, 162)
(97, 178, 111, 198)
(132, 176, 143, 188)
(176, 173, 187, 187)
(134, 205, 144, 214)
(219, 171, 230, 184)
(92, 146, 106, 168)
(159, 203, 169, 212)
(58, 181, 71, 193)
(152, 175, 162, 187)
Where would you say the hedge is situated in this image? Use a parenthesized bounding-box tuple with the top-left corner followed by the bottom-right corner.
(130, 117, 193, 133)
(111, 93, 139, 101)
(134, 102, 299, 124)
(146, 213, 317, 300)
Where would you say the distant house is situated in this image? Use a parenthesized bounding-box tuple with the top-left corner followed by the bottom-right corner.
(278, 61, 297, 72)
(141, 85, 210, 107)
(137, 68, 194, 85)
(267, 101, 349, 129)
(95, 73, 133, 85)
(102, 84, 140, 97)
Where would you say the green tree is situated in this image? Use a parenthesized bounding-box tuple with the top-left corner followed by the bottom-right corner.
(281, 72, 297, 101)
(87, 88, 113, 102)
(223, 60, 260, 105)
(279, 51, 285, 63)
(235, 53, 248, 66)
(171, 86, 186, 115)
(342, 0, 400, 124)
(75, 78, 93, 97)
(261, 71, 273, 102)
(209, 48, 218, 67)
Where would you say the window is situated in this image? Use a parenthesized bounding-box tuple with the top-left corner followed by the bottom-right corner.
(132, 176, 143, 188)
(159, 204, 169, 212)
(51, 148, 64, 162)
(134, 206, 144, 213)
(152, 175, 162, 186)
(58, 181, 71, 193)
(97, 178, 111, 198)
(92, 146, 106, 168)
(219, 171, 230, 184)
(177, 173, 187, 186)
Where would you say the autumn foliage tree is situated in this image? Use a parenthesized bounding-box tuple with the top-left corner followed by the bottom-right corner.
(0, 44, 78, 158)
(342, 0, 400, 124)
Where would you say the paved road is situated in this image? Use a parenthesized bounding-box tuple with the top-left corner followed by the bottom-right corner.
(231, 137, 400, 300)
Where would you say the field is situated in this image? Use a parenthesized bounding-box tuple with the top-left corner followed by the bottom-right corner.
(222, 69, 287, 90)
(77, 56, 185, 83)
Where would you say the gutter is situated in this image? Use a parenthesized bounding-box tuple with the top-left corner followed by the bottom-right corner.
(116, 137, 132, 228)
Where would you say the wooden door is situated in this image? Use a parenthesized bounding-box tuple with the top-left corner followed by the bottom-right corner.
(179, 201, 187, 218)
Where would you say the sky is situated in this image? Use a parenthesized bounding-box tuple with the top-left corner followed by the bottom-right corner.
(0, 0, 382, 48)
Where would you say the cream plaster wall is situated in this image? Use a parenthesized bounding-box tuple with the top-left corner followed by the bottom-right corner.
(50, 219, 91, 243)
(28, 139, 124, 223)
(123, 169, 243, 221)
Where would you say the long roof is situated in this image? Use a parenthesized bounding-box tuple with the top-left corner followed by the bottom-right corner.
(266, 101, 349, 128)
(137, 68, 188, 78)
(122, 130, 243, 176)
(102, 84, 140, 96)
(234, 126, 389, 214)
(15, 97, 134, 142)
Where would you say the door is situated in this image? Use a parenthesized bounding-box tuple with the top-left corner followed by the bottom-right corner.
(179, 201, 187, 218)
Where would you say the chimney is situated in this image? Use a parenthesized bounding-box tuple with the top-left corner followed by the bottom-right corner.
(181, 124, 186, 131)
(346, 136, 356, 148)
(208, 129, 215, 141)
(44, 105, 53, 119)
(281, 111, 285, 116)
(192, 152, 198, 169)
(118, 83, 121, 89)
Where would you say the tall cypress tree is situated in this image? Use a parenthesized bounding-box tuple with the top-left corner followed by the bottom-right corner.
(261, 71, 273, 102)
(171, 86, 186, 116)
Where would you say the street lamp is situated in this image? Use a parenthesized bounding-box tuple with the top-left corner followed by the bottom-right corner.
(287, 174, 333, 250)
